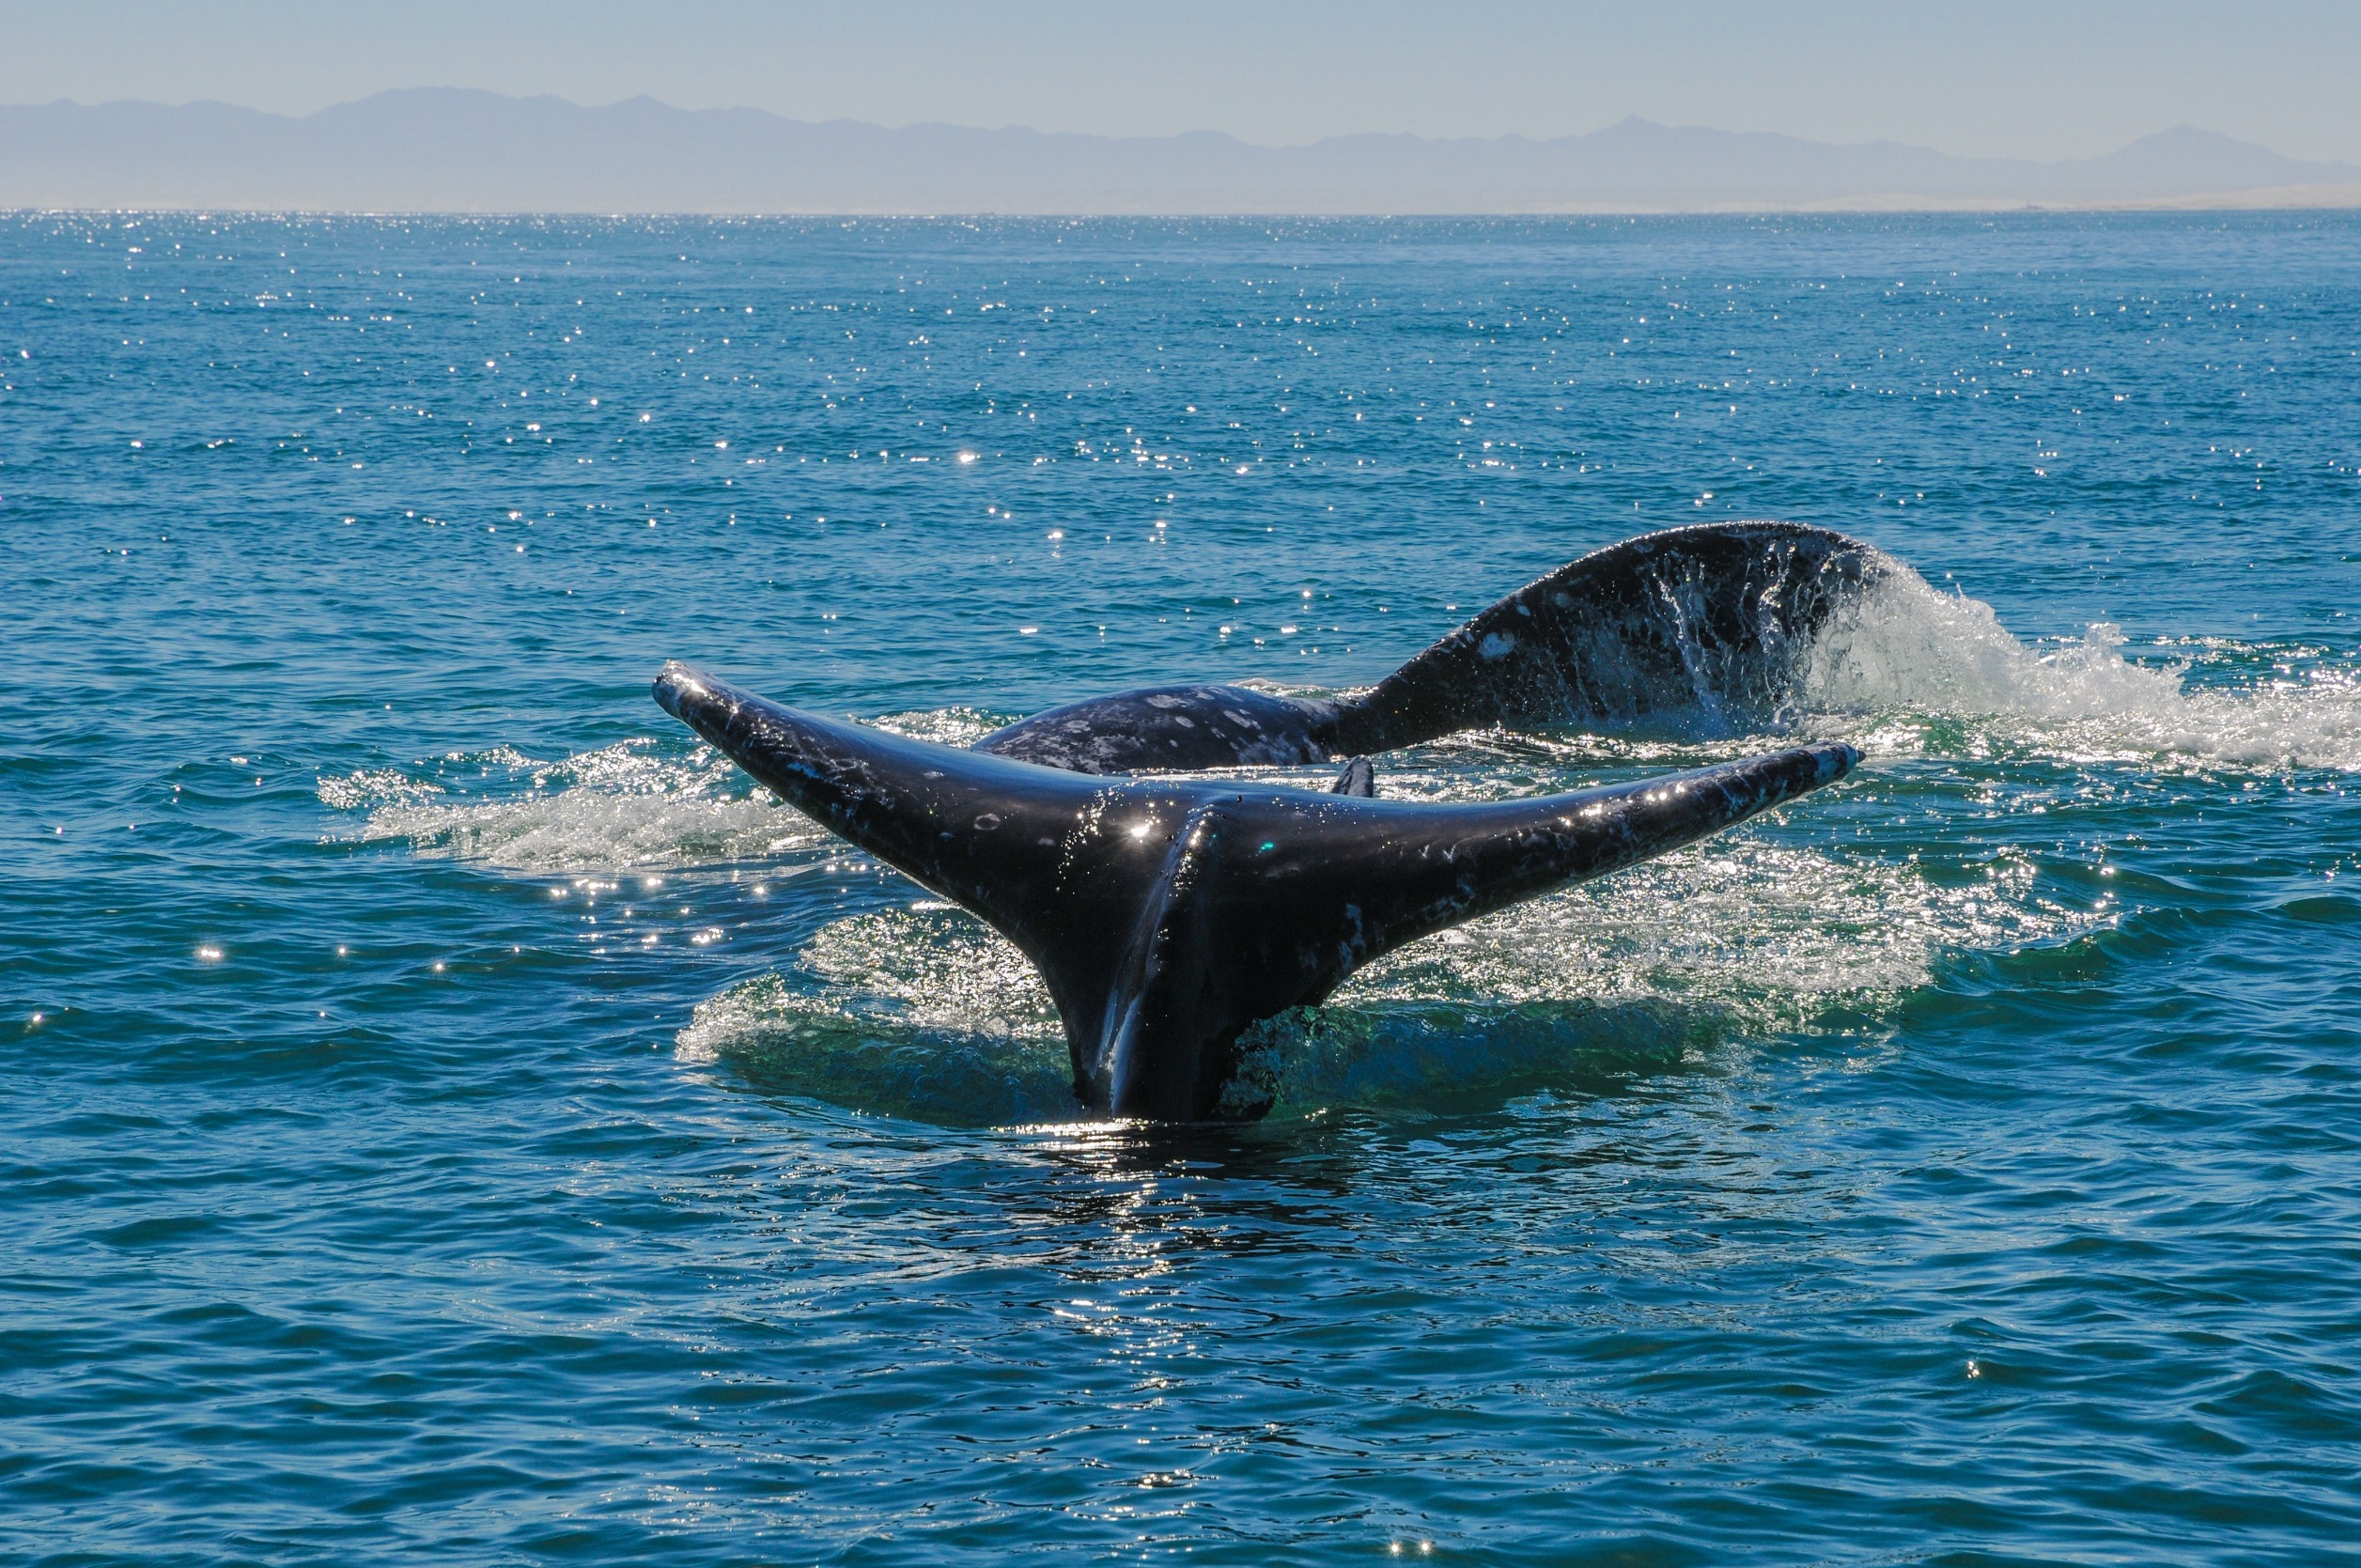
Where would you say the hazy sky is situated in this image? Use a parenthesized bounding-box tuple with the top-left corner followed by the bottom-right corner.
(7, 0, 2358, 163)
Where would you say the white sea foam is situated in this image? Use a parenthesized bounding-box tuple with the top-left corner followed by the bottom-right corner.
(1340, 838, 2074, 1009)
(1800, 568, 2361, 772)
(319, 739, 820, 871)
(677, 908, 1062, 1060)
(676, 907, 1068, 1126)
(315, 767, 443, 813)
(317, 710, 1012, 874)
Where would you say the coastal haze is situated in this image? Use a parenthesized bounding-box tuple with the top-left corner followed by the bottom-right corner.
(7, 88, 2361, 213)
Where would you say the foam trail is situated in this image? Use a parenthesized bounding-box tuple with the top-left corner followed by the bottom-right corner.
(320, 740, 822, 872)
(317, 712, 1014, 875)
(1801, 568, 2361, 772)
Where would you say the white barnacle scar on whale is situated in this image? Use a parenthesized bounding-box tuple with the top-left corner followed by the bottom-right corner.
(650, 521, 1872, 1123)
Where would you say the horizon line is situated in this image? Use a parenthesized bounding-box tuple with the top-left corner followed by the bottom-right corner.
(12, 196, 2361, 219)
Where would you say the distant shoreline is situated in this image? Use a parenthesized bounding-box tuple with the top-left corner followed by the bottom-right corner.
(8, 89, 2355, 217)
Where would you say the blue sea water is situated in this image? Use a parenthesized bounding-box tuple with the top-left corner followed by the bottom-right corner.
(4, 210, 2360, 1565)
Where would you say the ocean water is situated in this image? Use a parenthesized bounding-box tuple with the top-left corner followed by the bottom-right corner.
(4, 211, 2359, 1565)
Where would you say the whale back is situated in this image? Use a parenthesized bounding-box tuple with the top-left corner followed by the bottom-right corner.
(973, 683, 1339, 774)
(971, 520, 1889, 776)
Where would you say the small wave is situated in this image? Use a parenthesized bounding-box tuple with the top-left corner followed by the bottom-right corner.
(867, 706, 1009, 748)
(1802, 569, 2361, 771)
(676, 908, 1071, 1126)
(319, 739, 820, 871)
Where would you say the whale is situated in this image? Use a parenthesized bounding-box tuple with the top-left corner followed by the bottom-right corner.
(972, 520, 1889, 775)
(654, 662, 1859, 1121)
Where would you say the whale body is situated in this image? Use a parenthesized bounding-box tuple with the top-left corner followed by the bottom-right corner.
(973, 520, 1888, 775)
(655, 662, 1858, 1121)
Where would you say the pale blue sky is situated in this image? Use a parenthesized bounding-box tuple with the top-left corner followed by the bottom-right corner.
(6, 0, 2357, 163)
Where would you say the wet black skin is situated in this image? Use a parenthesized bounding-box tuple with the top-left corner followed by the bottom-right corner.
(974, 682, 1346, 774)
(655, 662, 1859, 1122)
(974, 520, 1890, 774)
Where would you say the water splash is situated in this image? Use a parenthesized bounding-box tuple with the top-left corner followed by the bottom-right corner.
(1801, 569, 2361, 771)
(319, 740, 820, 870)
(674, 837, 2089, 1126)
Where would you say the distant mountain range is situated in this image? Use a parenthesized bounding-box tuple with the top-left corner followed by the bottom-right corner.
(5, 89, 2357, 214)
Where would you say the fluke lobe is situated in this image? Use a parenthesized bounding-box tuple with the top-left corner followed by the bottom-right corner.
(655, 662, 1859, 1122)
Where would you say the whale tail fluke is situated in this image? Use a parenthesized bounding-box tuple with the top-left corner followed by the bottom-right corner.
(657, 661, 1861, 1121)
